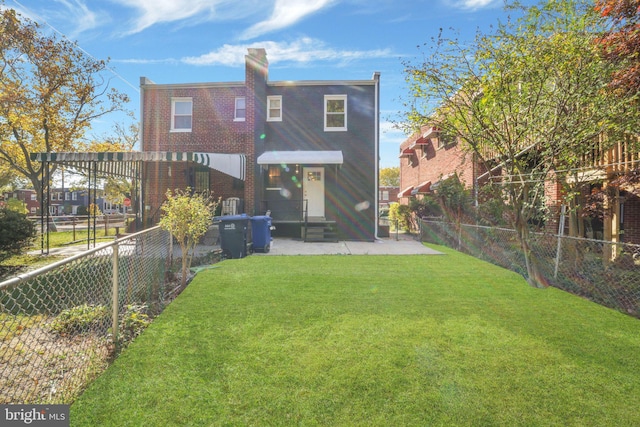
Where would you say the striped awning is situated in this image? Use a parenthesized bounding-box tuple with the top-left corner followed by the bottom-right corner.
(30, 151, 247, 180)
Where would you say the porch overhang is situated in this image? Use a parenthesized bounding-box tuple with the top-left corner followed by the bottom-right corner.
(411, 180, 432, 195)
(398, 186, 414, 197)
(398, 148, 415, 158)
(257, 150, 343, 165)
(31, 151, 247, 181)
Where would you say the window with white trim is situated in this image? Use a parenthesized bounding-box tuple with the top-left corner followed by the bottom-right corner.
(234, 97, 246, 121)
(171, 98, 192, 132)
(324, 95, 347, 131)
(267, 96, 282, 121)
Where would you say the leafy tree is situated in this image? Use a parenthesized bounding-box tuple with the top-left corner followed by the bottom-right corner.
(380, 167, 399, 187)
(409, 195, 442, 219)
(434, 174, 472, 224)
(595, 0, 640, 97)
(388, 202, 413, 232)
(159, 188, 220, 288)
(0, 7, 129, 200)
(401, 0, 636, 287)
(0, 208, 36, 262)
(5, 197, 27, 214)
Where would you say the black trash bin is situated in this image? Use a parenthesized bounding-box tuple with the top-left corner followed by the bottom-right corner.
(251, 215, 273, 253)
(217, 214, 249, 259)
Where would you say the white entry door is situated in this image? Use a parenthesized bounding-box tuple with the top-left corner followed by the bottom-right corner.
(303, 167, 325, 219)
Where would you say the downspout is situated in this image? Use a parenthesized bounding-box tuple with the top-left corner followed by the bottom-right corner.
(373, 72, 381, 240)
(139, 77, 147, 228)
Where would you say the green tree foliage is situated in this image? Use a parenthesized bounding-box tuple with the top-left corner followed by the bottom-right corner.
(434, 174, 472, 223)
(409, 195, 442, 219)
(0, 207, 36, 262)
(388, 202, 413, 232)
(0, 7, 129, 199)
(380, 167, 399, 187)
(159, 188, 219, 288)
(401, 0, 638, 287)
(5, 197, 27, 214)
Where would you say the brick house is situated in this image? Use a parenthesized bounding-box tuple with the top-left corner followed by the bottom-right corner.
(399, 125, 640, 244)
(2, 189, 39, 215)
(379, 186, 399, 209)
(398, 125, 476, 202)
(140, 48, 381, 241)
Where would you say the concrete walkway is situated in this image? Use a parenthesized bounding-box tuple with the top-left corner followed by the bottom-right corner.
(30, 232, 442, 259)
(258, 234, 442, 256)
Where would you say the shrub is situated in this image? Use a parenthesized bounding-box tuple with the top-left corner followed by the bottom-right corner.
(0, 208, 37, 262)
(50, 304, 109, 335)
(117, 304, 151, 344)
(389, 203, 413, 232)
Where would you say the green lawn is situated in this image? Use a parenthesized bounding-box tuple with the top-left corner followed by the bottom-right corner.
(71, 245, 640, 426)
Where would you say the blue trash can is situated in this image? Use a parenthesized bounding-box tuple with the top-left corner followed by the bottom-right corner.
(251, 215, 272, 253)
(216, 214, 249, 259)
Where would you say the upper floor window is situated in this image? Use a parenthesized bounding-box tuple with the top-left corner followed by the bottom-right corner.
(234, 97, 246, 121)
(267, 96, 282, 122)
(72, 192, 78, 201)
(324, 95, 347, 131)
(171, 98, 192, 132)
(30, 193, 37, 201)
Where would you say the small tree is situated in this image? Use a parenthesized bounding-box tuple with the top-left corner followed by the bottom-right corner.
(380, 167, 400, 187)
(159, 188, 219, 288)
(0, 208, 36, 262)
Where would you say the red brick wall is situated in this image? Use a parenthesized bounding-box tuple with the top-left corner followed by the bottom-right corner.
(398, 130, 475, 204)
(141, 78, 257, 218)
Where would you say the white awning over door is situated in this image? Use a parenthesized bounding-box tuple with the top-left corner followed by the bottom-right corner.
(257, 150, 343, 165)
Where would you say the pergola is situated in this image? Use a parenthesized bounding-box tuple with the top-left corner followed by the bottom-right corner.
(30, 151, 246, 253)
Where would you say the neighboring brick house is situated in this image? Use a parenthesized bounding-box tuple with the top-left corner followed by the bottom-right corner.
(379, 186, 399, 209)
(399, 125, 640, 245)
(140, 48, 381, 241)
(398, 125, 476, 202)
(1, 188, 102, 216)
(2, 189, 39, 215)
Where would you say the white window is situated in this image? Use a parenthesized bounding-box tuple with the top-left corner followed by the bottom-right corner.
(65, 192, 71, 201)
(267, 96, 282, 122)
(30, 207, 36, 214)
(30, 193, 37, 201)
(324, 95, 347, 131)
(234, 97, 246, 121)
(171, 98, 192, 132)
(72, 192, 78, 201)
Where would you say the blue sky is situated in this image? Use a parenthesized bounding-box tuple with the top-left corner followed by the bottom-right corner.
(14, 0, 535, 169)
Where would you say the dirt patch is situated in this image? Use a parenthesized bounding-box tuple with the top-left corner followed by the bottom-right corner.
(0, 321, 111, 404)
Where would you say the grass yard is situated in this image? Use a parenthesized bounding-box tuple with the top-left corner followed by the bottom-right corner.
(71, 245, 640, 426)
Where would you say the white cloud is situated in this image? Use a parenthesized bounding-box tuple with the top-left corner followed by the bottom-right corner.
(380, 121, 407, 146)
(110, 0, 335, 37)
(240, 0, 337, 40)
(54, 0, 100, 36)
(9, 0, 102, 38)
(181, 38, 394, 67)
(448, 0, 502, 11)
(111, 0, 221, 34)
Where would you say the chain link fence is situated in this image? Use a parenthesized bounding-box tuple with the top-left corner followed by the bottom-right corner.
(419, 218, 640, 318)
(0, 226, 174, 404)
